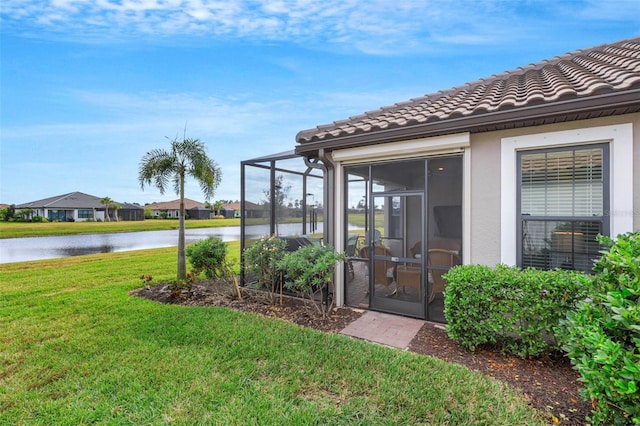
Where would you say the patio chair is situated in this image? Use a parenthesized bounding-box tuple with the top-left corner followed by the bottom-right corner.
(427, 248, 458, 303)
(346, 234, 360, 281)
(360, 245, 396, 296)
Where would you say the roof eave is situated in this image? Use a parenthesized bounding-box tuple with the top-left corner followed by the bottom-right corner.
(295, 89, 640, 156)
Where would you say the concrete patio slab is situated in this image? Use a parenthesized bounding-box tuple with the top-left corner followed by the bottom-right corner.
(340, 311, 425, 349)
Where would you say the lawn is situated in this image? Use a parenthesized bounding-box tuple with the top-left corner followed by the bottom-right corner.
(0, 216, 317, 239)
(0, 218, 243, 239)
(0, 249, 545, 425)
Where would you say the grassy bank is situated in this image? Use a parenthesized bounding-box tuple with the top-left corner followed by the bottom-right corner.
(0, 218, 242, 239)
(0, 216, 317, 239)
(0, 249, 544, 425)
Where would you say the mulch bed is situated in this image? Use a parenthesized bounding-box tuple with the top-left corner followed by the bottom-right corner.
(131, 279, 591, 425)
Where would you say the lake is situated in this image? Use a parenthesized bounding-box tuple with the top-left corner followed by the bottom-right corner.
(0, 223, 325, 264)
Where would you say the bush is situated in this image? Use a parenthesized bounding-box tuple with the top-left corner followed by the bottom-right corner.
(32, 216, 45, 223)
(1, 204, 15, 221)
(185, 236, 229, 279)
(557, 233, 640, 425)
(243, 235, 287, 296)
(278, 244, 346, 318)
(444, 264, 587, 357)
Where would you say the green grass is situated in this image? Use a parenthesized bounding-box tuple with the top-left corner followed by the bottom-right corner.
(1, 250, 545, 425)
(0, 218, 244, 239)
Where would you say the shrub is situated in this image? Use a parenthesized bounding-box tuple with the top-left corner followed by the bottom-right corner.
(557, 233, 640, 425)
(185, 236, 229, 279)
(1, 204, 15, 221)
(278, 244, 346, 318)
(444, 264, 587, 357)
(243, 235, 287, 296)
(31, 216, 45, 223)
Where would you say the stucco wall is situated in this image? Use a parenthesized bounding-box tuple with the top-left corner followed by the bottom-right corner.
(468, 133, 501, 265)
(468, 112, 640, 267)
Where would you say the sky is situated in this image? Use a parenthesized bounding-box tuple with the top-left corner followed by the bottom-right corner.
(1, 0, 639, 206)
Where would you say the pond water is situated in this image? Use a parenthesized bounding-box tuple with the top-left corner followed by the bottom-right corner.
(0, 223, 325, 264)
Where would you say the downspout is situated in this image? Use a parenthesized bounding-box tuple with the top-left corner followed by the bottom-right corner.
(304, 148, 338, 307)
(304, 148, 335, 247)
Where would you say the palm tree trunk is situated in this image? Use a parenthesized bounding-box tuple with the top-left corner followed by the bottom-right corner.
(177, 173, 187, 280)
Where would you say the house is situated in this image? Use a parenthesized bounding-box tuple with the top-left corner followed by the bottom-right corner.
(16, 192, 144, 221)
(145, 198, 212, 219)
(241, 37, 640, 321)
(223, 201, 264, 219)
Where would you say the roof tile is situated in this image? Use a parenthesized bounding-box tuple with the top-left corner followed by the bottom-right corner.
(297, 37, 640, 144)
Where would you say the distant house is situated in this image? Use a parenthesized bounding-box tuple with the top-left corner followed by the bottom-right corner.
(16, 192, 144, 221)
(145, 198, 213, 219)
(223, 201, 263, 219)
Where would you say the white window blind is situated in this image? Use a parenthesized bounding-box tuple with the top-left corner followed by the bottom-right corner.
(521, 147, 603, 217)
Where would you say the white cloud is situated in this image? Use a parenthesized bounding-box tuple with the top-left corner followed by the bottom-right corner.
(6, 0, 634, 54)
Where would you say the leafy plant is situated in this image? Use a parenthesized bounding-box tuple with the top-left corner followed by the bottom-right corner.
(557, 232, 640, 425)
(1, 204, 16, 221)
(186, 236, 228, 279)
(278, 244, 346, 318)
(242, 235, 287, 297)
(444, 264, 587, 357)
(140, 274, 153, 284)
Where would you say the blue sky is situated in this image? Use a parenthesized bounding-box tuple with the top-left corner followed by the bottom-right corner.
(1, 0, 639, 206)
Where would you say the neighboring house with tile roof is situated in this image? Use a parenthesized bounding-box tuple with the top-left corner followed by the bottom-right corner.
(241, 37, 640, 321)
(222, 201, 264, 218)
(16, 192, 144, 222)
(145, 198, 213, 219)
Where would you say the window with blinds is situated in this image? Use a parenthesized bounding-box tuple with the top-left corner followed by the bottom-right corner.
(518, 144, 609, 272)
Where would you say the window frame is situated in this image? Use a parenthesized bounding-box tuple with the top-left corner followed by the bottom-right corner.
(516, 143, 610, 271)
(500, 123, 633, 266)
(78, 209, 94, 219)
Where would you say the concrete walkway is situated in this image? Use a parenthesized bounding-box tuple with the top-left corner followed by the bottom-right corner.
(340, 311, 425, 349)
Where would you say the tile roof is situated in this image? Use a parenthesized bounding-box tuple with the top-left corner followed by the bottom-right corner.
(296, 37, 640, 148)
(16, 192, 123, 209)
(223, 201, 261, 210)
(145, 198, 205, 210)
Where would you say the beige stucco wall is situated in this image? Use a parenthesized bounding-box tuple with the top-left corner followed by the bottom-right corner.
(468, 112, 640, 266)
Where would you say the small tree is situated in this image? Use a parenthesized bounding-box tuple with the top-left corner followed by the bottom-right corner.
(100, 197, 113, 222)
(213, 200, 224, 216)
(139, 134, 221, 282)
(16, 208, 33, 221)
(2, 204, 16, 221)
(112, 203, 121, 222)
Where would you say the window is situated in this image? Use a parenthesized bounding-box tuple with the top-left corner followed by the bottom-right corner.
(517, 144, 609, 272)
(78, 209, 93, 219)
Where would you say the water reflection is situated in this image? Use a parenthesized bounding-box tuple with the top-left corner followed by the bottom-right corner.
(58, 245, 116, 257)
(0, 223, 324, 264)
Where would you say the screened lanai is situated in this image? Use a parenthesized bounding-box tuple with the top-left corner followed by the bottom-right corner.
(240, 150, 327, 285)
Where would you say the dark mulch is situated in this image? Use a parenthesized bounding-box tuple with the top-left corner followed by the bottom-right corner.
(131, 279, 590, 425)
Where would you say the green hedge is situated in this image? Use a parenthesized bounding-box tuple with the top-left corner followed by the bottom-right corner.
(444, 264, 587, 357)
(557, 233, 640, 425)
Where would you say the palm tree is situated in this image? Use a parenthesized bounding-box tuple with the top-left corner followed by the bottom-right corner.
(100, 197, 113, 222)
(112, 203, 122, 222)
(213, 200, 224, 216)
(138, 136, 221, 281)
